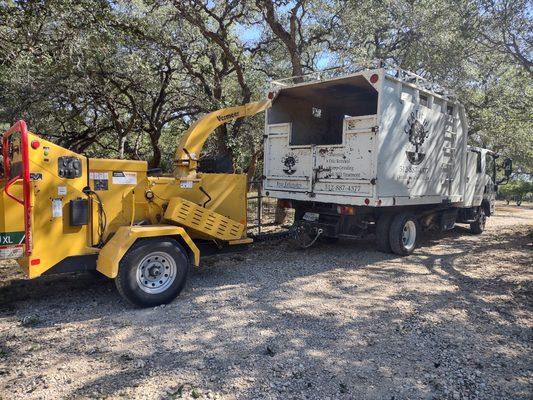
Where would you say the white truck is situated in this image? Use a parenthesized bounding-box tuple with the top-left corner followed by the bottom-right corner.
(262, 65, 512, 255)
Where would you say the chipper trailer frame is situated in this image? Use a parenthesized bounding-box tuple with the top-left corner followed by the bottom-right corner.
(0, 100, 270, 306)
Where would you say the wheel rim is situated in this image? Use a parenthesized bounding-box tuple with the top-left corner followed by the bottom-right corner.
(401, 220, 416, 251)
(136, 251, 177, 294)
(480, 211, 486, 229)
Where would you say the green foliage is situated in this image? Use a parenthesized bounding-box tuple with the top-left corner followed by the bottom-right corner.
(0, 0, 531, 175)
(463, 65, 533, 172)
(499, 179, 533, 199)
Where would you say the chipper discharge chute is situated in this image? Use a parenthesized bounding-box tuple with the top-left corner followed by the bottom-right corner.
(0, 100, 271, 307)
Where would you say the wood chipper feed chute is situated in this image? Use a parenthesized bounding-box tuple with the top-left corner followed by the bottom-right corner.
(164, 197, 245, 241)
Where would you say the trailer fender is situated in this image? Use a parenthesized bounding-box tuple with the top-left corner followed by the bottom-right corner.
(96, 225, 200, 278)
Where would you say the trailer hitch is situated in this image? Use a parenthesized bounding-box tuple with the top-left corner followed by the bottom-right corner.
(295, 227, 323, 249)
(292, 220, 324, 249)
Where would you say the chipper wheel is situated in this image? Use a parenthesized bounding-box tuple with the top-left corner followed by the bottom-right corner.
(115, 238, 189, 307)
(389, 213, 419, 256)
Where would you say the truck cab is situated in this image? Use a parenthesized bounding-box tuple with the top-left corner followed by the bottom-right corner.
(464, 147, 498, 216)
(460, 147, 512, 234)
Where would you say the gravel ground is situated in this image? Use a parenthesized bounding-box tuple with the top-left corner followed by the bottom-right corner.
(0, 203, 531, 400)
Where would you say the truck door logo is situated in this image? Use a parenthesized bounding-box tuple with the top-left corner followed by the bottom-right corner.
(282, 153, 298, 175)
(404, 109, 430, 165)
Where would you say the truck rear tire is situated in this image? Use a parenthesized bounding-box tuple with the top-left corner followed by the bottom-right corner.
(115, 238, 189, 307)
(376, 213, 393, 253)
(389, 213, 419, 256)
(470, 208, 486, 234)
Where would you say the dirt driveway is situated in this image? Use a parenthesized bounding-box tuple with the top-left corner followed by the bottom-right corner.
(0, 204, 532, 400)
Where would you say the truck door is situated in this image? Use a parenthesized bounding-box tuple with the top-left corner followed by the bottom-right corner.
(311, 116, 375, 197)
(263, 123, 313, 193)
(484, 152, 497, 214)
(464, 150, 484, 207)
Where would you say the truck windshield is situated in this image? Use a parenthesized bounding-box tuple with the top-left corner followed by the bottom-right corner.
(268, 75, 378, 146)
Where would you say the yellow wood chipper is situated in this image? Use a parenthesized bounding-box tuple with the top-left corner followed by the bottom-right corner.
(0, 100, 271, 306)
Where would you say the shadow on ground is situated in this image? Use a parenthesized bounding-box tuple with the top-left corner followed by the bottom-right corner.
(0, 214, 531, 400)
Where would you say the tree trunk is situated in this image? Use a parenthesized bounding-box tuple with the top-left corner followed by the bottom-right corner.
(258, 0, 305, 82)
(215, 124, 234, 164)
(149, 145, 161, 168)
(246, 149, 262, 188)
(119, 136, 127, 159)
(148, 128, 162, 168)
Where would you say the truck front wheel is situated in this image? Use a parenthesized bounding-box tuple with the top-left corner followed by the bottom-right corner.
(470, 208, 486, 234)
(389, 213, 419, 256)
(115, 238, 189, 307)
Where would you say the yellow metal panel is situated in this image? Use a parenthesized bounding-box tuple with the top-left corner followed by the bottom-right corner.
(0, 181, 27, 272)
(138, 173, 248, 236)
(87, 158, 148, 243)
(96, 225, 200, 278)
(0, 181, 24, 235)
(164, 197, 244, 241)
(24, 133, 90, 278)
(89, 158, 148, 172)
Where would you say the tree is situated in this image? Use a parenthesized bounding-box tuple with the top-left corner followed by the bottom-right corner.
(253, 0, 341, 79)
(475, 0, 532, 75)
(462, 63, 533, 172)
(0, 1, 203, 166)
(499, 178, 533, 203)
(162, 0, 265, 166)
(0, 0, 531, 176)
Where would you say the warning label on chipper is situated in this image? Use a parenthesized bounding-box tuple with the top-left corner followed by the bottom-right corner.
(89, 172, 109, 180)
(112, 171, 137, 185)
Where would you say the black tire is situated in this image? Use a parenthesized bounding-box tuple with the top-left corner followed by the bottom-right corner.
(389, 213, 419, 256)
(88, 270, 109, 280)
(115, 238, 189, 307)
(376, 213, 393, 253)
(470, 207, 486, 234)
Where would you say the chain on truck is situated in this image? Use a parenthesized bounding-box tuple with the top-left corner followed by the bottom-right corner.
(0, 62, 513, 307)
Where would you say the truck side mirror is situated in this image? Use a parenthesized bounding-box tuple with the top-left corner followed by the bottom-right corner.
(504, 158, 512, 177)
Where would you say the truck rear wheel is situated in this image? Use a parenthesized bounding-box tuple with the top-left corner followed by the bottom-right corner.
(376, 213, 393, 253)
(389, 213, 419, 256)
(115, 238, 189, 307)
(470, 208, 486, 234)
